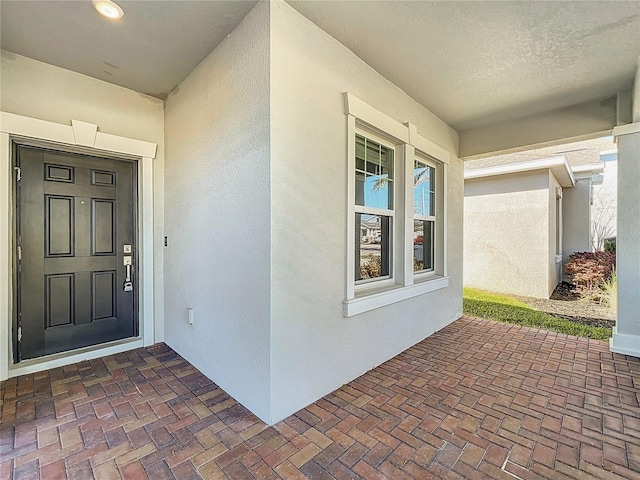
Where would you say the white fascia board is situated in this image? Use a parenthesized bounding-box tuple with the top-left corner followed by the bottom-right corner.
(572, 163, 604, 174)
(464, 155, 575, 187)
(572, 163, 605, 178)
(613, 122, 640, 139)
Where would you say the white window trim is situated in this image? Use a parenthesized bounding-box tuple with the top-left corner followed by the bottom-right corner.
(343, 93, 450, 317)
(0, 111, 157, 381)
(412, 155, 437, 276)
(354, 128, 398, 288)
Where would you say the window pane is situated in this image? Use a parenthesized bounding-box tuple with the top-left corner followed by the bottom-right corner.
(355, 172, 365, 205)
(366, 141, 381, 171)
(356, 214, 391, 281)
(355, 135, 394, 210)
(413, 220, 434, 272)
(414, 160, 435, 217)
(356, 135, 366, 160)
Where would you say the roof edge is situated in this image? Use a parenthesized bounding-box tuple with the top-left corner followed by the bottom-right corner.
(464, 155, 575, 187)
(572, 163, 605, 176)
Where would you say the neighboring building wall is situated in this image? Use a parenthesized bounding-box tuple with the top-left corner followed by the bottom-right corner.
(269, 1, 462, 424)
(548, 171, 562, 297)
(163, 3, 272, 420)
(592, 161, 617, 250)
(562, 176, 593, 263)
(0, 50, 166, 341)
(464, 170, 550, 298)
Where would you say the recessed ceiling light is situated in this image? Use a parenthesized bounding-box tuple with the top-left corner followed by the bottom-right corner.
(92, 0, 124, 20)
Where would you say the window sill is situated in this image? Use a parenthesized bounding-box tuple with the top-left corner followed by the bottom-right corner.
(344, 276, 449, 317)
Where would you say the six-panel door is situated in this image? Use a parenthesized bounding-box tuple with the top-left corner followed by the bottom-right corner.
(17, 146, 137, 360)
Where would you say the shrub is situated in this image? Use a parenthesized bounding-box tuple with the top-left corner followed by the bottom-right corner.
(604, 237, 616, 254)
(360, 254, 382, 279)
(565, 251, 616, 295)
(600, 271, 617, 310)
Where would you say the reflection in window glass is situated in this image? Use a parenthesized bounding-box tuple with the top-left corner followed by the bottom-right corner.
(355, 213, 390, 281)
(355, 135, 394, 210)
(414, 160, 435, 217)
(413, 219, 434, 272)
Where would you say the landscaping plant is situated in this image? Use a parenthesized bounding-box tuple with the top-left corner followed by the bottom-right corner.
(604, 237, 616, 254)
(463, 288, 611, 340)
(360, 254, 382, 279)
(564, 251, 616, 295)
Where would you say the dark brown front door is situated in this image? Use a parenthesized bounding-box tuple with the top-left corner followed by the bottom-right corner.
(15, 145, 138, 361)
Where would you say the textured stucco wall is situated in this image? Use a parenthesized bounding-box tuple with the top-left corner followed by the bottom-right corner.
(562, 177, 592, 262)
(548, 172, 562, 297)
(616, 132, 640, 338)
(464, 170, 551, 298)
(163, 2, 272, 420)
(460, 97, 617, 159)
(269, 1, 462, 424)
(0, 50, 166, 341)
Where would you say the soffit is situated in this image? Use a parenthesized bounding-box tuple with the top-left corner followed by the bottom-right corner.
(288, 0, 640, 131)
(0, 0, 258, 99)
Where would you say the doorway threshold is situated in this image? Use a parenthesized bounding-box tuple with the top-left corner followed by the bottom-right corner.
(7, 337, 144, 379)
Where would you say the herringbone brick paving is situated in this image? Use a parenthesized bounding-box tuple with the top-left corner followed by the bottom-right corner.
(1, 316, 639, 479)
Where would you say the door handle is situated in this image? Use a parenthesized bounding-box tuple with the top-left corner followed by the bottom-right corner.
(123, 255, 133, 292)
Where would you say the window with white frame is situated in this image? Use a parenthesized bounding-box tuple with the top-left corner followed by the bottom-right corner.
(355, 133, 394, 283)
(413, 157, 436, 274)
(343, 92, 450, 317)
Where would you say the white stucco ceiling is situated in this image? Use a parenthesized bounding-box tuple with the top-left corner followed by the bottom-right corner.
(288, 1, 640, 131)
(0, 0, 259, 99)
(1, 0, 639, 130)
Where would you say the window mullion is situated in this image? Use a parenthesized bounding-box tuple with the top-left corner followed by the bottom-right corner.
(355, 205, 393, 216)
(415, 214, 436, 222)
(403, 144, 415, 286)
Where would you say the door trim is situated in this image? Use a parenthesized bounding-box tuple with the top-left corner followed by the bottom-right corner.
(0, 112, 157, 381)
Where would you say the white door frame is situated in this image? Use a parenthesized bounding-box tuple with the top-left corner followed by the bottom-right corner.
(0, 112, 157, 380)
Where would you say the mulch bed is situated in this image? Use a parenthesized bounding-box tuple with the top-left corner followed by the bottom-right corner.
(516, 282, 615, 329)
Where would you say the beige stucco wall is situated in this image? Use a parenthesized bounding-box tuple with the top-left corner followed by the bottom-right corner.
(269, 1, 462, 423)
(0, 50, 166, 341)
(163, 2, 272, 421)
(464, 170, 552, 298)
(562, 177, 592, 263)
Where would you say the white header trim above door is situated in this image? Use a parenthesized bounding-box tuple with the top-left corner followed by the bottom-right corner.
(71, 120, 98, 148)
(1, 112, 158, 159)
(0, 111, 157, 381)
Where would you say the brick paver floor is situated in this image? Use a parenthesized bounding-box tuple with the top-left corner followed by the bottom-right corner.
(2, 316, 640, 479)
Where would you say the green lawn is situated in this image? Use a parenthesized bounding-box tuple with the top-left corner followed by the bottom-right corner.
(463, 287, 611, 341)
